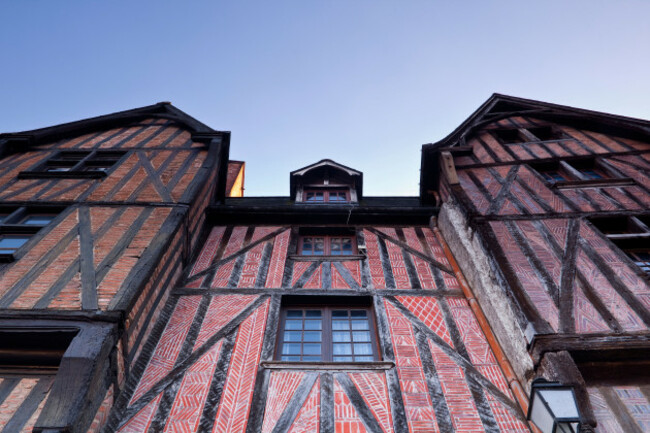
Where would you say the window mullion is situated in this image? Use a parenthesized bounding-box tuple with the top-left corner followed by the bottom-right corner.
(560, 160, 586, 180)
(324, 307, 332, 361)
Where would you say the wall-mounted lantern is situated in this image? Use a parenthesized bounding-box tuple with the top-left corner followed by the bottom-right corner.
(527, 380, 582, 433)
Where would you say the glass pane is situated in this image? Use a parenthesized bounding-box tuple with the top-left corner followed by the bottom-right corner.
(330, 240, 341, 255)
(286, 310, 303, 318)
(305, 310, 321, 317)
(0, 236, 29, 250)
(332, 331, 351, 342)
(306, 192, 324, 202)
(333, 356, 353, 362)
(282, 343, 301, 355)
(333, 344, 352, 355)
(313, 238, 324, 255)
(351, 320, 369, 330)
(341, 238, 353, 254)
(302, 238, 313, 255)
(21, 215, 55, 225)
(285, 320, 302, 330)
(332, 311, 348, 317)
(355, 356, 374, 362)
(304, 320, 321, 330)
(282, 356, 300, 361)
(580, 169, 603, 179)
(0, 214, 9, 224)
(354, 343, 373, 355)
(332, 320, 350, 330)
(303, 331, 321, 342)
(350, 310, 367, 317)
(303, 343, 321, 355)
(46, 167, 71, 172)
(352, 331, 371, 342)
(283, 331, 303, 342)
(329, 192, 347, 202)
(302, 356, 321, 362)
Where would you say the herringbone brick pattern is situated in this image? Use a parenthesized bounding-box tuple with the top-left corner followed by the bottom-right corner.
(261, 371, 305, 433)
(334, 378, 367, 433)
(212, 299, 269, 433)
(349, 372, 394, 433)
(287, 378, 320, 433)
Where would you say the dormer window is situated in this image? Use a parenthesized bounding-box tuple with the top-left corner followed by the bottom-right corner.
(304, 188, 350, 203)
(290, 159, 362, 204)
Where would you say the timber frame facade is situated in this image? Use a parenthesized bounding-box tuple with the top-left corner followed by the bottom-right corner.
(0, 94, 647, 432)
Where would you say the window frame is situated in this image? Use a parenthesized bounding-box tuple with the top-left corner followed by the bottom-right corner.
(0, 207, 61, 261)
(492, 126, 566, 145)
(19, 150, 127, 179)
(531, 158, 634, 188)
(298, 234, 357, 256)
(589, 215, 650, 277)
(303, 188, 351, 203)
(275, 304, 380, 363)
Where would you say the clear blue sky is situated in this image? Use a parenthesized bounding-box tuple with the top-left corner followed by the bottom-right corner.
(1, 1, 648, 196)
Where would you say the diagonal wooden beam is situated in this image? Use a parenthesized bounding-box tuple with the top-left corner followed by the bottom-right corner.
(187, 227, 289, 283)
(366, 227, 453, 275)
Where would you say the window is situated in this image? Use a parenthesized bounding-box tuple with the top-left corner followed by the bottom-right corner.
(19, 150, 126, 179)
(277, 303, 379, 362)
(531, 158, 625, 185)
(299, 235, 356, 256)
(492, 126, 564, 144)
(0, 207, 60, 260)
(589, 215, 650, 276)
(526, 126, 564, 141)
(304, 188, 350, 203)
(493, 128, 523, 144)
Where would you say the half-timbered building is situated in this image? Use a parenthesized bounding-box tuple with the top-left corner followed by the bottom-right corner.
(0, 94, 648, 432)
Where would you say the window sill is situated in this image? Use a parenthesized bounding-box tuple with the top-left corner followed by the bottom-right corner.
(18, 171, 107, 179)
(552, 177, 635, 189)
(261, 361, 394, 371)
(290, 254, 366, 261)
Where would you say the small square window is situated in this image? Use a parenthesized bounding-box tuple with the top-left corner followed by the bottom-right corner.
(277, 301, 379, 363)
(493, 129, 523, 144)
(527, 126, 564, 141)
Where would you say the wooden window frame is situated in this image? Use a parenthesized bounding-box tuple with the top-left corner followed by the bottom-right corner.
(303, 188, 350, 203)
(19, 150, 127, 179)
(298, 234, 357, 256)
(492, 126, 566, 145)
(589, 215, 650, 277)
(532, 158, 634, 188)
(275, 303, 380, 363)
(0, 207, 61, 261)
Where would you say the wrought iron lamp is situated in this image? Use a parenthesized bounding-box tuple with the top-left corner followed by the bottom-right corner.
(527, 380, 582, 433)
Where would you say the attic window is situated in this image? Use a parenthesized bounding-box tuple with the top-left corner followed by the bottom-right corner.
(493, 126, 564, 144)
(0, 207, 61, 261)
(19, 150, 127, 179)
(493, 129, 523, 144)
(589, 215, 650, 276)
(527, 126, 564, 141)
(531, 158, 634, 188)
